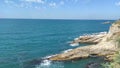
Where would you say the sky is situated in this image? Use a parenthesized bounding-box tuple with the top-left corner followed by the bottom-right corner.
(0, 0, 120, 19)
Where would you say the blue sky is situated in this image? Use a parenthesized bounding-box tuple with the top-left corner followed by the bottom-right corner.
(0, 0, 120, 19)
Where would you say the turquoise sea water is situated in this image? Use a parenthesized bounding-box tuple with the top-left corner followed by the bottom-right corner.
(0, 19, 113, 68)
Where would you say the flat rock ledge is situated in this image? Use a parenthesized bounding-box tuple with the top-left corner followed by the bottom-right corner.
(49, 43, 117, 61)
(70, 32, 107, 44)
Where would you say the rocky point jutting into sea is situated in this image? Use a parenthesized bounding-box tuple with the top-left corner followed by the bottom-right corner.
(70, 32, 107, 44)
(48, 20, 120, 61)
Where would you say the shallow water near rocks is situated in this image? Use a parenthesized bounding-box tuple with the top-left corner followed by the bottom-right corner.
(0, 19, 113, 68)
(25, 57, 105, 68)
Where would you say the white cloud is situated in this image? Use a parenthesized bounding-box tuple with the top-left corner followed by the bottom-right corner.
(116, 1, 120, 6)
(22, 0, 45, 4)
(4, 0, 19, 8)
(4, 0, 45, 9)
(60, 1, 64, 5)
(3, 0, 94, 9)
(49, 2, 57, 7)
(4, 0, 14, 4)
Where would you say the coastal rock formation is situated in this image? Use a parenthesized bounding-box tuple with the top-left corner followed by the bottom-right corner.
(70, 32, 107, 44)
(49, 20, 120, 61)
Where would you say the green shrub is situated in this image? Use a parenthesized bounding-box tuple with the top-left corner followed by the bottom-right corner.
(103, 51, 120, 68)
(115, 37, 120, 48)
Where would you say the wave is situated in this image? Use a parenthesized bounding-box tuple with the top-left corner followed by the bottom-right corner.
(62, 49, 73, 53)
(70, 43, 79, 47)
(35, 55, 64, 68)
(35, 59, 51, 68)
(35, 59, 64, 68)
(35, 54, 58, 68)
(35, 48, 73, 68)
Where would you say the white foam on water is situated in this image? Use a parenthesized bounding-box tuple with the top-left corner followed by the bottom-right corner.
(35, 60, 51, 68)
(74, 38, 79, 40)
(41, 60, 51, 66)
(43, 55, 53, 59)
(35, 54, 59, 68)
(70, 43, 79, 47)
(43, 54, 57, 59)
(35, 59, 64, 68)
(62, 49, 73, 53)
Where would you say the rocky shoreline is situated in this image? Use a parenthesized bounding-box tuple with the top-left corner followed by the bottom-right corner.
(48, 20, 120, 61)
(70, 32, 107, 44)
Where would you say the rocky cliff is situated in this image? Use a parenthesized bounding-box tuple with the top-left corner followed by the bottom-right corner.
(49, 20, 120, 61)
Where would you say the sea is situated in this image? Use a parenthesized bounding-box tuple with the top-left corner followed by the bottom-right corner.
(0, 19, 114, 68)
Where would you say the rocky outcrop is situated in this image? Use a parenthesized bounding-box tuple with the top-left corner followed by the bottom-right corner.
(70, 32, 107, 44)
(49, 20, 120, 61)
(49, 43, 116, 61)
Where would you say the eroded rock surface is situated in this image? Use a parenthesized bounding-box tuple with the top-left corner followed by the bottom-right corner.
(70, 32, 107, 44)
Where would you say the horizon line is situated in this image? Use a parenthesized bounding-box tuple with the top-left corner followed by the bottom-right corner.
(0, 18, 116, 20)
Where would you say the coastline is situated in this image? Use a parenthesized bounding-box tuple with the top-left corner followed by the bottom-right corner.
(48, 20, 120, 61)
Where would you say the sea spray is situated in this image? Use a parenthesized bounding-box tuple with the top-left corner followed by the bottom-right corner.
(62, 49, 73, 53)
(35, 60, 64, 68)
(70, 43, 79, 47)
(35, 60, 51, 68)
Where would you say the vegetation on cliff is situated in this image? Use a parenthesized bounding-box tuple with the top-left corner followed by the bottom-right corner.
(102, 51, 120, 68)
(102, 37, 120, 68)
(102, 20, 120, 68)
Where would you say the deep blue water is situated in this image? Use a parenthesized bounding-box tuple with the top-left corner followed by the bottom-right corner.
(0, 19, 113, 68)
